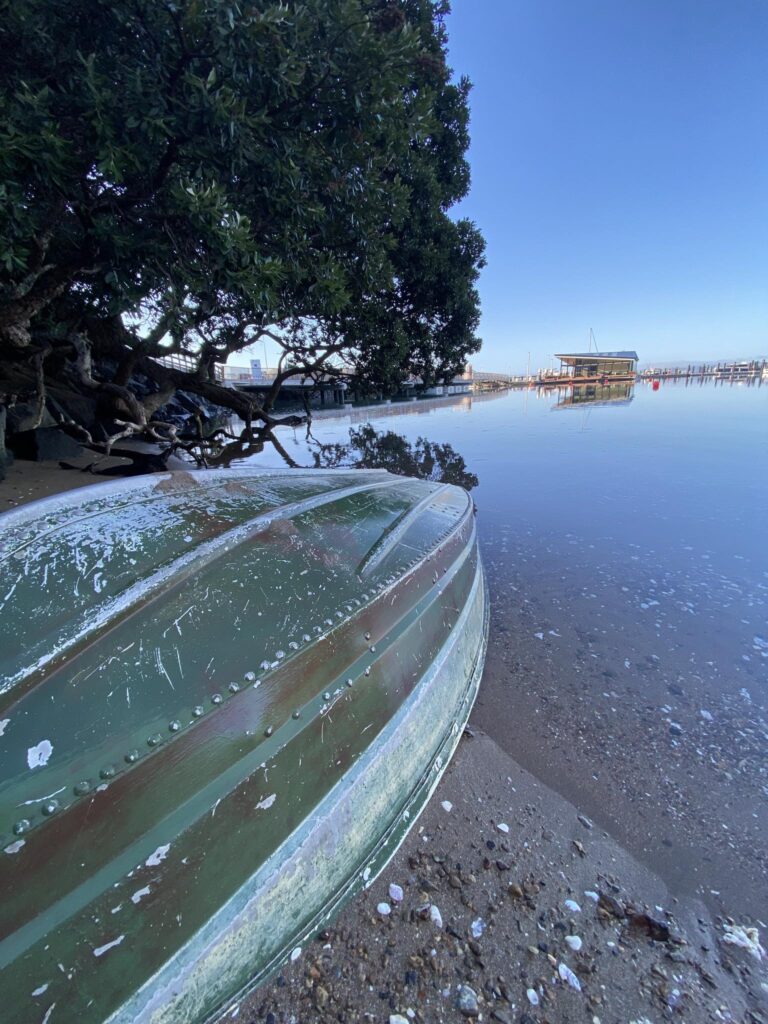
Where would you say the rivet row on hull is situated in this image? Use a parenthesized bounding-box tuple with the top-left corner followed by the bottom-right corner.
(0, 467, 487, 1023)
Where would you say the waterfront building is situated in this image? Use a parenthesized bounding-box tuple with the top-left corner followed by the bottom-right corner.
(552, 350, 638, 382)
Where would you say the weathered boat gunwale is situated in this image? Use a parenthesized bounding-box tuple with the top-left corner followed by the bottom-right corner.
(127, 529, 489, 1024)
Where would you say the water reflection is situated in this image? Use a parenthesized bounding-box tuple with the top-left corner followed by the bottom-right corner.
(308, 424, 479, 491)
(552, 382, 635, 409)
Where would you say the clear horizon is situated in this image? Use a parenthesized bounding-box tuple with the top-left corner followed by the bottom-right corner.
(445, 0, 767, 375)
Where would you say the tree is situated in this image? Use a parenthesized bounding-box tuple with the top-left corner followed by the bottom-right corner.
(0, 0, 485, 467)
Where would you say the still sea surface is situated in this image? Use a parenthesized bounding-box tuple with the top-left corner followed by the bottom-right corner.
(246, 378, 767, 918)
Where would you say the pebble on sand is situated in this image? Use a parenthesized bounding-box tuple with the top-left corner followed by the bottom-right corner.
(558, 961, 582, 991)
(456, 984, 479, 1017)
(441, 800, 453, 812)
(497, 822, 510, 833)
(388, 883, 404, 903)
(429, 904, 443, 928)
(377, 902, 391, 916)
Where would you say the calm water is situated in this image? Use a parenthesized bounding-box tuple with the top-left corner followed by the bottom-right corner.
(247, 379, 768, 916)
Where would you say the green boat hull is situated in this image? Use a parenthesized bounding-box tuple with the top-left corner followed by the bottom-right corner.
(0, 468, 487, 1023)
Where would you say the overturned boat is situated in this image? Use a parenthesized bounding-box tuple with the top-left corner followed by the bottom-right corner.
(0, 467, 487, 1023)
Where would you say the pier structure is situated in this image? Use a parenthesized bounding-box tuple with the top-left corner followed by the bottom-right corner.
(639, 359, 766, 382)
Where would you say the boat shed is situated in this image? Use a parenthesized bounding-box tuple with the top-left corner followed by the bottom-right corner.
(553, 351, 638, 381)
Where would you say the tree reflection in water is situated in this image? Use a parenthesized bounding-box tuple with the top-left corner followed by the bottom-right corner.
(59, 422, 477, 488)
(308, 424, 478, 491)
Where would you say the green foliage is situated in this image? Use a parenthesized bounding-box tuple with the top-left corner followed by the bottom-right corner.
(0, 0, 485, 430)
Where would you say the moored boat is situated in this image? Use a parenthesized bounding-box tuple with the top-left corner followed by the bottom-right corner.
(0, 467, 487, 1023)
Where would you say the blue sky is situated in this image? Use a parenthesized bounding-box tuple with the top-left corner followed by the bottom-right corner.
(445, 0, 767, 373)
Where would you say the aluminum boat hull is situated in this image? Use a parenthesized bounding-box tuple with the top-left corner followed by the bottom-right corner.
(0, 468, 487, 1023)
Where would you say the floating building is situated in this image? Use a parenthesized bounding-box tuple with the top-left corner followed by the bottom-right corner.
(552, 350, 638, 382)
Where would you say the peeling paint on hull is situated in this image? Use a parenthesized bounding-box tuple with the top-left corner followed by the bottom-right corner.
(0, 468, 487, 1023)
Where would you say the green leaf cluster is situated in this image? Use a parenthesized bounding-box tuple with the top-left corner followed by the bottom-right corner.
(0, 0, 485, 407)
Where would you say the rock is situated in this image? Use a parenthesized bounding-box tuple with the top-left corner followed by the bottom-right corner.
(668, 722, 683, 737)
(577, 814, 594, 830)
(441, 800, 453, 812)
(565, 935, 583, 952)
(558, 961, 582, 991)
(376, 902, 391, 916)
(564, 899, 582, 913)
(626, 912, 672, 942)
(490, 1010, 513, 1024)
(526, 987, 540, 1005)
(315, 984, 329, 1009)
(597, 893, 626, 919)
(0, 405, 9, 482)
(6, 399, 56, 433)
(8, 426, 83, 461)
(388, 883, 404, 903)
(389, 1016, 409, 1024)
(429, 904, 443, 928)
(456, 984, 479, 1017)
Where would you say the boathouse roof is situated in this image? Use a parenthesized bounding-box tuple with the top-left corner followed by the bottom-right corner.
(554, 351, 638, 361)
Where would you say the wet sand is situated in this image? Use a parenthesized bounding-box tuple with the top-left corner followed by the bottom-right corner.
(0, 455, 135, 507)
(230, 731, 766, 1023)
(478, 525, 768, 924)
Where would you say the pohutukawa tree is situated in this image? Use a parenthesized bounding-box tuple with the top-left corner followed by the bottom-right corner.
(0, 0, 485, 468)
